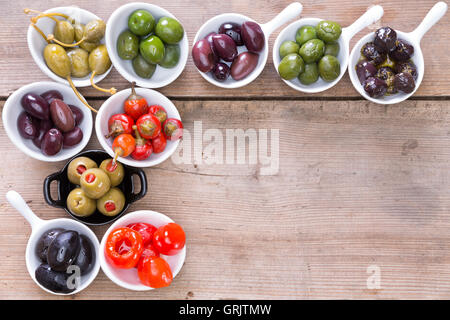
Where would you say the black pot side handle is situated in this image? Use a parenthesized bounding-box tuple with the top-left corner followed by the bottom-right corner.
(43, 172, 65, 208)
(127, 167, 148, 204)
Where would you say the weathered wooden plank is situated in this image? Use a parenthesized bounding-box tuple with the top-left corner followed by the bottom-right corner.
(1, 99, 450, 299)
(0, 0, 448, 98)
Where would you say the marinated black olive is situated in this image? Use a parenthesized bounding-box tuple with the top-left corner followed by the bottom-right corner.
(389, 39, 414, 61)
(363, 77, 387, 98)
(355, 60, 377, 84)
(394, 60, 418, 80)
(72, 235, 95, 275)
(35, 263, 75, 294)
(373, 27, 397, 53)
(376, 67, 397, 94)
(35, 228, 65, 262)
(394, 72, 415, 93)
(46, 230, 80, 272)
(361, 42, 386, 65)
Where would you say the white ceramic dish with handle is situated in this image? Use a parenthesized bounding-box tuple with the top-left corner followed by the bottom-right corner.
(105, 2, 189, 88)
(273, 5, 384, 93)
(348, 1, 448, 104)
(193, 2, 303, 88)
(99, 210, 186, 291)
(27, 6, 112, 87)
(5, 190, 100, 295)
(2, 81, 93, 162)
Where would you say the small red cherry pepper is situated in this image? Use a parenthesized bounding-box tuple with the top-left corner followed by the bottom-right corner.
(151, 133, 167, 153)
(136, 113, 161, 140)
(162, 118, 183, 141)
(111, 133, 136, 166)
(105, 113, 134, 138)
(131, 125, 153, 161)
(148, 105, 167, 124)
(105, 227, 144, 269)
(124, 82, 148, 120)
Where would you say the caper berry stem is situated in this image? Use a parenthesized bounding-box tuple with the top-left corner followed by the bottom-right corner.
(46, 34, 84, 47)
(90, 72, 117, 95)
(30, 22, 50, 43)
(66, 76, 98, 113)
(30, 12, 70, 24)
(24, 9, 60, 22)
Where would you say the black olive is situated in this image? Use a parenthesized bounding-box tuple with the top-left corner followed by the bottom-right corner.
(394, 72, 415, 93)
(374, 27, 397, 53)
(356, 60, 377, 84)
(35, 228, 65, 262)
(361, 42, 386, 65)
(363, 77, 388, 98)
(35, 263, 75, 294)
(389, 39, 414, 61)
(394, 60, 418, 80)
(72, 235, 95, 275)
(47, 230, 81, 272)
(376, 67, 397, 94)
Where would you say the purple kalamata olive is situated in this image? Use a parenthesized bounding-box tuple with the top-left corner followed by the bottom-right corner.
(355, 60, 377, 84)
(361, 42, 386, 65)
(63, 126, 83, 148)
(231, 52, 259, 81)
(394, 60, 418, 80)
(394, 72, 415, 93)
(241, 21, 265, 53)
(50, 99, 75, 133)
(373, 27, 397, 53)
(68, 105, 84, 125)
(204, 32, 220, 62)
(363, 77, 388, 98)
(33, 119, 53, 148)
(46, 230, 80, 272)
(212, 34, 237, 62)
(41, 128, 63, 156)
(21, 93, 49, 120)
(35, 263, 74, 294)
(40, 90, 64, 105)
(17, 112, 38, 139)
(389, 39, 414, 61)
(212, 62, 231, 82)
(192, 39, 215, 73)
(219, 22, 243, 46)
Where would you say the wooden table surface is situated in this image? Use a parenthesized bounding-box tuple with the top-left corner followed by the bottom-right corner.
(1, 0, 450, 300)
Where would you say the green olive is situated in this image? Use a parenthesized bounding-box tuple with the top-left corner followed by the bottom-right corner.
(155, 17, 184, 44)
(298, 62, 319, 85)
(96, 188, 125, 216)
(139, 35, 165, 64)
(88, 44, 111, 75)
(316, 20, 342, 43)
(159, 44, 180, 68)
(278, 53, 305, 80)
(74, 22, 99, 52)
(279, 41, 300, 59)
(324, 42, 340, 57)
(54, 20, 74, 44)
(299, 39, 325, 63)
(67, 188, 96, 217)
(318, 55, 340, 81)
(99, 159, 124, 187)
(128, 9, 155, 36)
(83, 19, 106, 43)
(295, 25, 317, 46)
(67, 156, 98, 185)
(44, 44, 71, 78)
(67, 48, 90, 78)
(132, 54, 157, 78)
(117, 29, 139, 60)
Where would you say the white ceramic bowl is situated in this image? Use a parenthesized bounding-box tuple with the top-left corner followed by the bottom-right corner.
(27, 6, 112, 87)
(193, 2, 303, 89)
(99, 210, 186, 291)
(348, 2, 448, 104)
(95, 87, 181, 167)
(6, 191, 100, 296)
(105, 2, 188, 88)
(2, 81, 93, 162)
(273, 5, 383, 93)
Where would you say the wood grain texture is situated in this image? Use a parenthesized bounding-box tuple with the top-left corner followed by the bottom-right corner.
(1, 99, 450, 299)
(0, 0, 448, 98)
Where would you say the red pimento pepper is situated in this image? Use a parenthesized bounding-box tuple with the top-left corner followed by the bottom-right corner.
(124, 82, 148, 120)
(151, 133, 167, 154)
(162, 118, 183, 141)
(136, 113, 161, 140)
(131, 125, 153, 161)
(105, 227, 144, 269)
(105, 113, 134, 138)
(148, 105, 167, 124)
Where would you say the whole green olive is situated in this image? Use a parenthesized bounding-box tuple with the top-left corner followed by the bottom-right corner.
(278, 53, 305, 80)
(83, 19, 106, 43)
(139, 35, 165, 64)
(295, 25, 317, 46)
(159, 44, 180, 68)
(316, 20, 342, 43)
(54, 20, 74, 45)
(298, 62, 319, 85)
(117, 30, 139, 60)
(128, 9, 155, 36)
(44, 44, 71, 78)
(88, 44, 111, 75)
(279, 41, 300, 59)
(132, 54, 157, 78)
(155, 17, 184, 44)
(67, 48, 90, 78)
(74, 22, 98, 52)
(299, 39, 325, 63)
(324, 42, 340, 57)
(318, 55, 340, 81)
